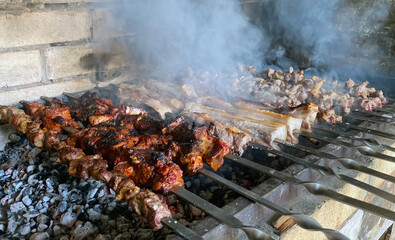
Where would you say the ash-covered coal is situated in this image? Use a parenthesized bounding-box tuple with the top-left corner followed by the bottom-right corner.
(0, 138, 172, 240)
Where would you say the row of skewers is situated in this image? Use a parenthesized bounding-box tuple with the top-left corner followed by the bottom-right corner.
(0, 70, 394, 239)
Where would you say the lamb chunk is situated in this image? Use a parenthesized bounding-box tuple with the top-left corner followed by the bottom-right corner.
(345, 78, 355, 89)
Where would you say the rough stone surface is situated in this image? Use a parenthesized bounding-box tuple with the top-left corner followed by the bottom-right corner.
(0, 50, 42, 88)
(0, 11, 91, 49)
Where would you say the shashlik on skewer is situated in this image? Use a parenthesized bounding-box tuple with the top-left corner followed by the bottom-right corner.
(0, 105, 171, 230)
(247, 67, 387, 122)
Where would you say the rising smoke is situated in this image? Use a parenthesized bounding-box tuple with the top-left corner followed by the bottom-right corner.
(109, 0, 265, 74)
(104, 0, 393, 87)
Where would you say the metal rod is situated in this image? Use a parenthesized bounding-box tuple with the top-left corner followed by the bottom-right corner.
(373, 107, 395, 115)
(353, 109, 393, 119)
(63, 92, 79, 99)
(161, 217, 204, 240)
(342, 114, 392, 124)
(256, 141, 395, 203)
(337, 122, 395, 141)
(169, 185, 275, 240)
(299, 131, 355, 148)
(40, 96, 53, 103)
(287, 133, 395, 183)
(198, 168, 350, 240)
(226, 154, 395, 221)
(302, 129, 395, 153)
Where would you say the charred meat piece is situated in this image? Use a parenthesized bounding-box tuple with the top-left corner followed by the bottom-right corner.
(23, 101, 80, 133)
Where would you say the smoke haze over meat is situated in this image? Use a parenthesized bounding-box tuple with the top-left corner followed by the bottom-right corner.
(99, 0, 393, 91)
(106, 0, 265, 74)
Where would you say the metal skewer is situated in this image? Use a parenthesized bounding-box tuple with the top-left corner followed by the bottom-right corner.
(372, 107, 395, 115)
(161, 218, 204, 240)
(353, 109, 393, 119)
(226, 153, 395, 221)
(275, 138, 395, 183)
(198, 168, 350, 240)
(336, 122, 395, 140)
(342, 114, 393, 125)
(169, 185, 275, 240)
(255, 141, 395, 203)
(63, 92, 80, 99)
(312, 125, 395, 153)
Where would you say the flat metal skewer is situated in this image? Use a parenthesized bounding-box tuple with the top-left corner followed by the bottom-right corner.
(169, 185, 275, 240)
(198, 168, 350, 240)
(313, 125, 395, 153)
(161, 218, 203, 240)
(336, 122, 395, 140)
(226, 153, 395, 221)
(372, 107, 395, 115)
(295, 132, 395, 183)
(256, 141, 395, 203)
(353, 109, 393, 119)
(342, 114, 393, 125)
(63, 92, 80, 99)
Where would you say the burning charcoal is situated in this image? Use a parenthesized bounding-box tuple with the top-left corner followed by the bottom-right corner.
(6, 216, 18, 232)
(9, 201, 26, 213)
(87, 187, 98, 200)
(58, 184, 69, 198)
(176, 204, 185, 216)
(94, 234, 110, 240)
(87, 208, 102, 222)
(71, 221, 97, 240)
(29, 232, 50, 240)
(68, 190, 82, 203)
(37, 223, 48, 231)
(36, 214, 49, 225)
(60, 212, 77, 228)
(28, 174, 38, 185)
(22, 195, 32, 206)
(188, 204, 202, 218)
(52, 225, 64, 236)
(134, 229, 154, 240)
(57, 201, 68, 213)
(23, 211, 40, 219)
(18, 223, 31, 235)
(8, 133, 21, 142)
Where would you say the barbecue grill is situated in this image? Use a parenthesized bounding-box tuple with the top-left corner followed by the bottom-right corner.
(1, 84, 393, 240)
(0, 1, 394, 239)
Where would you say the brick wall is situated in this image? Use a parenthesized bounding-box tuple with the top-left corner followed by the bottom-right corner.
(0, 1, 136, 106)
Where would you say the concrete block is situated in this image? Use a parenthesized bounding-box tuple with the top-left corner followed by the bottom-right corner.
(0, 10, 91, 49)
(45, 45, 94, 79)
(0, 50, 42, 88)
(45, 44, 134, 80)
(0, 78, 95, 105)
(93, 8, 133, 39)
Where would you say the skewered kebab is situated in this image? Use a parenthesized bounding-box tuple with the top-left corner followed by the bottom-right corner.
(0, 105, 171, 230)
(246, 67, 387, 123)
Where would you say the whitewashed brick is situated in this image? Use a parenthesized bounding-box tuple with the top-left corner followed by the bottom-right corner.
(0, 11, 91, 49)
(45, 45, 94, 79)
(0, 78, 95, 105)
(93, 8, 133, 39)
(45, 44, 133, 79)
(0, 50, 42, 88)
